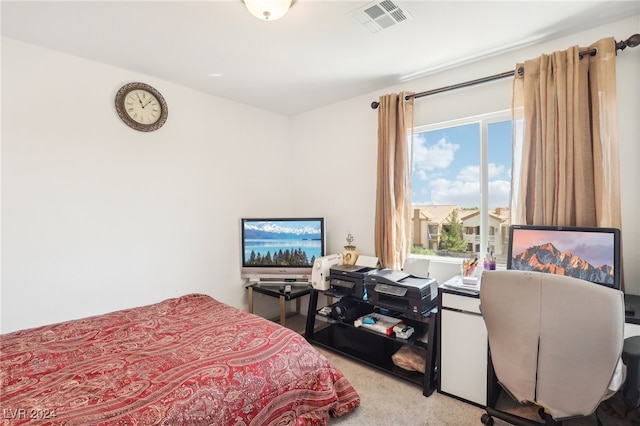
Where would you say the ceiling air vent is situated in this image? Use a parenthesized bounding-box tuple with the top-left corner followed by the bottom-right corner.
(351, 0, 413, 34)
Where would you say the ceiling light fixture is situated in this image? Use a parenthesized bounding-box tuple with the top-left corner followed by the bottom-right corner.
(243, 0, 293, 21)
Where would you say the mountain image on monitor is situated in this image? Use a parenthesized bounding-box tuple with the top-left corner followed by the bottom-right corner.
(243, 222, 321, 240)
(511, 242, 615, 285)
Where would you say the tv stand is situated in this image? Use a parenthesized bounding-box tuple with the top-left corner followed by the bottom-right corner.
(246, 283, 311, 329)
(248, 278, 310, 288)
(304, 289, 438, 397)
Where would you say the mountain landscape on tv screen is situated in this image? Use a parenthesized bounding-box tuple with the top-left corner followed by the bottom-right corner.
(244, 223, 321, 240)
(512, 242, 614, 285)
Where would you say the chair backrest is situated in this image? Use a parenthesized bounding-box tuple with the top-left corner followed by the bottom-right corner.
(480, 270, 625, 420)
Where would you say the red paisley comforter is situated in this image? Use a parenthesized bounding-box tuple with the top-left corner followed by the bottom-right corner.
(0, 294, 359, 425)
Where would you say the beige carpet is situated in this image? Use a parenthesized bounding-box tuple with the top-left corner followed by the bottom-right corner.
(316, 346, 640, 426)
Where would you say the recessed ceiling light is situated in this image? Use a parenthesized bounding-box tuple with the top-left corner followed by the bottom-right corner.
(208, 72, 224, 77)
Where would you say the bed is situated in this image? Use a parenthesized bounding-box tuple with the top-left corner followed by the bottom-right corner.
(0, 293, 359, 425)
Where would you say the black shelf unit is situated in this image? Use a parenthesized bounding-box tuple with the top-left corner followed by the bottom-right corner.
(305, 289, 438, 396)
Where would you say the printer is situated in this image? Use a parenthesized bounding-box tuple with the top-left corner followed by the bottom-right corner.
(364, 268, 438, 315)
(328, 255, 379, 298)
(329, 264, 377, 298)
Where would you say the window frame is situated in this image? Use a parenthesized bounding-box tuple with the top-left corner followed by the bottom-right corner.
(409, 109, 511, 266)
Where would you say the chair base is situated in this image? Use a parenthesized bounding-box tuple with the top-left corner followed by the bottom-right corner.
(481, 407, 563, 426)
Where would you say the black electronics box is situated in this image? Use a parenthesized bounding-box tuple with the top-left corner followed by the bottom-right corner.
(329, 264, 377, 299)
(364, 268, 439, 315)
(330, 298, 374, 322)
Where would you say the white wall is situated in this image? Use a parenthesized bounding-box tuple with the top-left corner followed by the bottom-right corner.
(291, 16, 640, 294)
(1, 38, 293, 332)
(2, 15, 639, 332)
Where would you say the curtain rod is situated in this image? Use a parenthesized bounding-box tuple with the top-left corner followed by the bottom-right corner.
(370, 33, 640, 109)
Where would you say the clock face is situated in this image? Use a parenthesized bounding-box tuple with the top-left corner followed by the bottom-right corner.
(124, 89, 161, 124)
(115, 82, 168, 132)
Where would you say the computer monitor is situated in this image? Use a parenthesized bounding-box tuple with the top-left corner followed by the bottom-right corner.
(506, 225, 621, 290)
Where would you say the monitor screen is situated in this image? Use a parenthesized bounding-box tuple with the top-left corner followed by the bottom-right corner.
(507, 225, 621, 289)
(241, 217, 325, 282)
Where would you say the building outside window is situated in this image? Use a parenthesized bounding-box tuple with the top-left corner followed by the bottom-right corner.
(410, 111, 512, 267)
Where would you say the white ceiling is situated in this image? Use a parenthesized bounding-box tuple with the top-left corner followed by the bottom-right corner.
(2, 1, 639, 116)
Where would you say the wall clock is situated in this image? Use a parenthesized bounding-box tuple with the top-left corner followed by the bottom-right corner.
(115, 82, 168, 132)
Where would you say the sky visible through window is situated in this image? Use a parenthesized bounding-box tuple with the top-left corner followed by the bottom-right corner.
(412, 121, 512, 209)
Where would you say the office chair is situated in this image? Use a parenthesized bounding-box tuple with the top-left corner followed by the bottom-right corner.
(480, 270, 625, 426)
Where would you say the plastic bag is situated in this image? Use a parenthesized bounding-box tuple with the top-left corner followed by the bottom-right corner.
(391, 344, 427, 373)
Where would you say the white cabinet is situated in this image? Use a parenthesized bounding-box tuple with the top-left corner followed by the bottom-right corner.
(438, 289, 488, 406)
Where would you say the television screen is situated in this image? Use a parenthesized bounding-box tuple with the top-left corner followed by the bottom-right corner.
(507, 225, 621, 289)
(241, 217, 325, 282)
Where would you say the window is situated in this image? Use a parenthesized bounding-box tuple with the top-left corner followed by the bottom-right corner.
(410, 111, 512, 267)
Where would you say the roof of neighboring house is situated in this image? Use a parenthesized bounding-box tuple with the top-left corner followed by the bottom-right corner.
(413, 205, 511, 224)
(413, 205, 459, 223)
(459, 209, 479, 221)
(493, 207, 511, 220)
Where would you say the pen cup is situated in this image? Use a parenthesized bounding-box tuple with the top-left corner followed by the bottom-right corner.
(462, 259, 478, 277)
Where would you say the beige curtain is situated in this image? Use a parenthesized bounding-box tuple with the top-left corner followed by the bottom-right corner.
(510, 37, 621, 229)
(374, 92, 414, 269)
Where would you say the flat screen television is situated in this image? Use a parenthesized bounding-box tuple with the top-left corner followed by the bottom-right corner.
(507, 224, 621, 290)
(241, 217, 325, 283)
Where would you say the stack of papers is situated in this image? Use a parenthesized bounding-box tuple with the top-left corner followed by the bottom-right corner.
(441, 274, 481, 293)
(393, 323, 415, 339)
(354, 313, 403, 335)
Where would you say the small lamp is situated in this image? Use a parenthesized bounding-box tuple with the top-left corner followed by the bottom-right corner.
(243, 0, 293, 21)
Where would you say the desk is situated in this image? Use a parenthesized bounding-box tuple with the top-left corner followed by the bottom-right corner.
(625, 294, 640, 324)
(246, 283, 311, 327)
(624, 294, 640, 337)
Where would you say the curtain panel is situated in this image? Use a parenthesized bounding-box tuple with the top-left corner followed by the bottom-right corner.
(510, 37, 621, 229)
(374, 92, 414, 270)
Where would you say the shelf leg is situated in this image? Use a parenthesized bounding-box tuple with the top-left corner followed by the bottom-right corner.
(279, 295, 286, 326)
(305, 290, 319, 339)
(424, 310, 438, 396)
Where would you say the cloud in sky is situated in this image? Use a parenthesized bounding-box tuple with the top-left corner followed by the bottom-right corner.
(420, 177, 510, 208)
(412, 136, 458, 179)
(412, 134, 511, 207)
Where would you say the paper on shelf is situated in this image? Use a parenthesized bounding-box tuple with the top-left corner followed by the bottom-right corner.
(462, 276, 480, 286)
(441, 274, 481, 293)
(354, 313, 402, 335)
